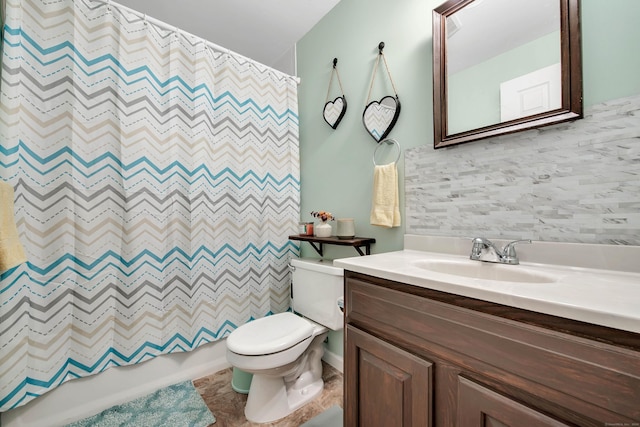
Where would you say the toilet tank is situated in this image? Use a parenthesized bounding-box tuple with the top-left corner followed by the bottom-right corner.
(290, 258, 344, 331)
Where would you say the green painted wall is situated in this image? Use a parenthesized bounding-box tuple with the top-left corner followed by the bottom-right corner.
(582, 0, 640, 105)
(296, 0, 434, 260)
(296, 0, 640, 357)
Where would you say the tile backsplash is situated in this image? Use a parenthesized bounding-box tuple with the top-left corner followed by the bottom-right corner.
(405, 94, 640, 245)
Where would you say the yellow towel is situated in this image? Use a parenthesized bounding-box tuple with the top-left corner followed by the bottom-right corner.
(370, 162, 401, 228)
(0, 180, 27, 272)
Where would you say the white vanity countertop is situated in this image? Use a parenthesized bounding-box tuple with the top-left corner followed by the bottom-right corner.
(334, 235, 640, 334)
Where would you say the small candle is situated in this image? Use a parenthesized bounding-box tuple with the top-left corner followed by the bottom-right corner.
(336, 218, 355, 239)
(298, 222, 314, 236)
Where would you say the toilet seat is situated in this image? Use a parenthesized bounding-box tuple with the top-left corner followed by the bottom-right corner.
(227, 312, 315, 356)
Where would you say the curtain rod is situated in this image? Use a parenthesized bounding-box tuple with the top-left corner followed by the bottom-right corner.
(90, 0, 301, 84)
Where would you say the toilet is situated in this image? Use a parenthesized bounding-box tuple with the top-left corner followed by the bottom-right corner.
(225, 258, 344, 423)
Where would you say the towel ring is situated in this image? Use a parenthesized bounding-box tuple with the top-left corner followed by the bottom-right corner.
(373, 138, 401, 166)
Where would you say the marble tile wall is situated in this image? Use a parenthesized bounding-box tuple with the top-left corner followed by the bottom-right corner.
(405, 94, 640, 245)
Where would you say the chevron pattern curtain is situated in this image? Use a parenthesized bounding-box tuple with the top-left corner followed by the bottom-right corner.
(0, 0, 299, 410)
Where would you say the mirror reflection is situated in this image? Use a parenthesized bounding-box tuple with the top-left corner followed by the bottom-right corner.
(433, 0, 583, 148)
(447, 0, 560, 134)
(363, 95, 401, 142)
(323, 96, 347, 129)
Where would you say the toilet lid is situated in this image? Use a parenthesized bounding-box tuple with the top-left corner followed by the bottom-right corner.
(226, 312, 315, 356)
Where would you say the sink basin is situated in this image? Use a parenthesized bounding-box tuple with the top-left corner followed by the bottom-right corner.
(412, 259, 557, 283)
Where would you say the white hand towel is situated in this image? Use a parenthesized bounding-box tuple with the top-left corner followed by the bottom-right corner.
(0, 181, 27, 272)
(370, 162, 401, 228)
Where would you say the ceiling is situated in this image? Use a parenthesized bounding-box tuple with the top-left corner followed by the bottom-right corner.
(115, 0, 341, 73)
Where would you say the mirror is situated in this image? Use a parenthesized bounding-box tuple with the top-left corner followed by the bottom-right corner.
(433, 0, 582, 148)
(363, 95, 401, 142)
(323, 96, 347, 129)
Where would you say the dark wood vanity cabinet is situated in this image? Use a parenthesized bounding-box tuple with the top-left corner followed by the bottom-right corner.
(346, 325, 433, 426)
(344, 271, 640, 427)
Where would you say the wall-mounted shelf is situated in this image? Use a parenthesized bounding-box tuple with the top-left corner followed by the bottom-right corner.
(288, 235, 376, 257)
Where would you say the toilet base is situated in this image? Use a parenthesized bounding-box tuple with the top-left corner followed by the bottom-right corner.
(243, 333, 326, 423)
(244, 373, 324, 423)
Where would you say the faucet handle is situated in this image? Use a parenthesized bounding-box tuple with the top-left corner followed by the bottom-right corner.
(471, 237, 501, 261)
(470, 237, 489, 259)
(471, 237, 492, 247)
(502, 239, 532, 264)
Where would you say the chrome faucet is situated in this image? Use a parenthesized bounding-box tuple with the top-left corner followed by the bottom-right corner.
(470, 237, 531, 265)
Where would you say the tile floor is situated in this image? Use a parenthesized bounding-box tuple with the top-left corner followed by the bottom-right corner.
(193, 361, 343, 427)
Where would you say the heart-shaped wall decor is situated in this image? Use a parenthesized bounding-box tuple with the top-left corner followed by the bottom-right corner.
(362, 95, 401, 142)
(323, 96, 347, 129)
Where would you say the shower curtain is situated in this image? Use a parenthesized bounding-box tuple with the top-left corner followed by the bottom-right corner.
(0, 0, 299, 411)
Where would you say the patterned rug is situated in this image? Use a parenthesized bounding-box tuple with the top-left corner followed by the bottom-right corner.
(65, 381, 215, 427)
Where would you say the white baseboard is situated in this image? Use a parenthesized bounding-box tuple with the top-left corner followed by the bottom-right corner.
(1, 340, 230, 427)
(322, 348, 343, 373)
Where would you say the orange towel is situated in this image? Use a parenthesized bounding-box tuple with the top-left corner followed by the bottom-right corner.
(0, 181, 27, 272)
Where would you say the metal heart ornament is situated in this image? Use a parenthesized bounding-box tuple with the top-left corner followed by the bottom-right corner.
(323, 96, 347, 129)
(362, 95, 401, 142)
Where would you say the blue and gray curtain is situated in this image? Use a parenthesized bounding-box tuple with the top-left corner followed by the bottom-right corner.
(0, 0, 299, 410)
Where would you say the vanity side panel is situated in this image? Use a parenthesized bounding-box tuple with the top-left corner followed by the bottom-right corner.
(345, 271, 640, 425)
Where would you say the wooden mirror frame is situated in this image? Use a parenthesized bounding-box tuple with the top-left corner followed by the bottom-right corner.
(432, 0, 583, 149)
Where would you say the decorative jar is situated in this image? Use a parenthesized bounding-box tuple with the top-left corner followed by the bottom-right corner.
(336, 218, 355, 239)
(315, 221, 332, 237)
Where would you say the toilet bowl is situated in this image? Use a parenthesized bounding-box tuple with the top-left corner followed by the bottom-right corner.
(225, 258, 344, 424)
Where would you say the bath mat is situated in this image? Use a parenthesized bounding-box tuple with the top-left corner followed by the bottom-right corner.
(65, 380, 215, 427)
(300, 405, 343, 427)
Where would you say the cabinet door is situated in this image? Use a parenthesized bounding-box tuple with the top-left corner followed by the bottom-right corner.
(457, 376, 571, 427)
(345, 325, 432, 427)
